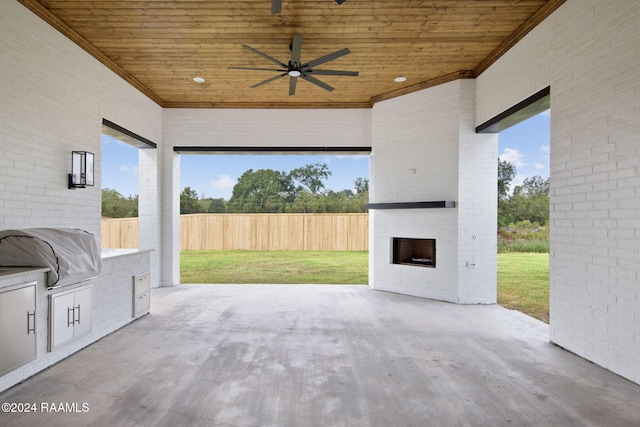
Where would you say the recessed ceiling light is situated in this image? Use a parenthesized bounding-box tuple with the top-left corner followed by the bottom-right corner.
(394, 76, 407, 83)
(193, 77, 205, 83)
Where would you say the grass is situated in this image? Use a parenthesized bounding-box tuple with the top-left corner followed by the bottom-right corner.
(181, 250, 550, 323)
(181, 250, 368, 284)
(497, 252, 549, 323)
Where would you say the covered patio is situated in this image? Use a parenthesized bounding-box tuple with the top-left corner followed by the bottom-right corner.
(2, 284, 640, 426)
(1, 0, 640, 423)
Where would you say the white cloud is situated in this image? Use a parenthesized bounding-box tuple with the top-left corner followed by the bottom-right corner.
(540, 144, 550, 154)
(507, 174, 526, 196)
(500, 148, 525, 167)
(534, 163, 545, 170)
(210, 175, 236, 190)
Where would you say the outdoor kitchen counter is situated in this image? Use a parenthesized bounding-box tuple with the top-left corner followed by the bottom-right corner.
(101, 248, 153, 259)
(0, 267, 50, 288)
(1, 250, 152, 393)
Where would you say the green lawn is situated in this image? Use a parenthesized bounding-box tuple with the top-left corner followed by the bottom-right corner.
(181, 250, 549, 323)
(497, 252, 549, 323)
(181, 250, 368, 284)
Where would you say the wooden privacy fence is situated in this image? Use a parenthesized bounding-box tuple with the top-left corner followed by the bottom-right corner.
(102, 213, 369, 251)
(101, 217, 139, 249)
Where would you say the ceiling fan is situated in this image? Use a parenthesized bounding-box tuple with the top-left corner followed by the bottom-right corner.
(271, 0, 346, 14)
(229, 34, 359, 96)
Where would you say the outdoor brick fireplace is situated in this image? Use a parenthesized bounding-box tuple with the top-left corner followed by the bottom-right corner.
(392, 237, 435, 267)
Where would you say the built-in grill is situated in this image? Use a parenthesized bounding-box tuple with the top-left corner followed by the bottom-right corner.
(0, 228, 102, 288)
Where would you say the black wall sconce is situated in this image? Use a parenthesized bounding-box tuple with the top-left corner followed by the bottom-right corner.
(68, 151, 94, 189)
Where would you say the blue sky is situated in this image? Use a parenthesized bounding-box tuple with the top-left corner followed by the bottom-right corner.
(498, 110, 550, 191)
(101, 110, 549, 199)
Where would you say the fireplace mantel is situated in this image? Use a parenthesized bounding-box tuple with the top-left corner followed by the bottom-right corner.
(365, 201, 456, 210)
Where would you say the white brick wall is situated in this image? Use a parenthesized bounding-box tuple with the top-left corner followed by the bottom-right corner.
(477, 0, 640, 384)
(370, 80, 497, 303)
(0, 0, 162, 240)
(163, 108, 371, 148)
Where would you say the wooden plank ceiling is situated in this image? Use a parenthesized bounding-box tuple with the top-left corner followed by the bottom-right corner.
(18, 0, 565, 108)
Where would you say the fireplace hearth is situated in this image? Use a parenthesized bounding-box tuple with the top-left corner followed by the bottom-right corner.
(392, 238, 436, 267)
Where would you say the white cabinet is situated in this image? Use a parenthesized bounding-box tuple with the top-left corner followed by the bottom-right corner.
(0, 282, 37, 376)
(133, 273, 150, 318)
(49, 285, 92, 351)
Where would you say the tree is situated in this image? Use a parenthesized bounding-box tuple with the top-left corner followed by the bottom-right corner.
(513, 175, 549, 198)
(290, 163, 331, 196)
(227, 168, 294, 212)
(498, 158, 516, 200)
(199, 197, 227, 213)
(499, 175, 550, 226)
(354, 177, 369, 194)
(508, 176, 550, 225)
(224, 164, 369, 213)
(102, 188, 138, 218)
(180, 187, 200, 214)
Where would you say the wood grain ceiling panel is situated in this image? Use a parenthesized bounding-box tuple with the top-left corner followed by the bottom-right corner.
(18, 0, 565, 108)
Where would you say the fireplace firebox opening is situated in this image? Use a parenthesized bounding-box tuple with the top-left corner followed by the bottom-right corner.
(392, 238, 436, 268)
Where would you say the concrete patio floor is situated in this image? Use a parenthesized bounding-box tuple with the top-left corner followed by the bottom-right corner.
(1, 284, 640, 427)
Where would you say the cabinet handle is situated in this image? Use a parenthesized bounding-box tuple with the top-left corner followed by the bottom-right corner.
(27, 311, 36, 335)
(67, 306, 75, 327)
(75, 304, 81, 324)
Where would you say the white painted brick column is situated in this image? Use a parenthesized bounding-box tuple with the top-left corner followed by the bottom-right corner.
(457, 79, 498, 304)
(138, 149, 161, 287)
(158, 139, 180, 287)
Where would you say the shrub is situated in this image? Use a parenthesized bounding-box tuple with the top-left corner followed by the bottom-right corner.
(498, 220, 549, 253)
(499, 238, 549, 253)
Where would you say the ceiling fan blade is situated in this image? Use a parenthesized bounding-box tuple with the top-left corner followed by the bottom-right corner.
(251, 73, 287, 88)
(290, 34, 303, 67)
(307, 69, 359, 76)
(242, 44, 287, 68)
(229, 66, 286, 72)
(289, 76, 298, 96)
(301, 74, 334, 92)
(304, 48, 351, 69)
(271, 0, 282, 14)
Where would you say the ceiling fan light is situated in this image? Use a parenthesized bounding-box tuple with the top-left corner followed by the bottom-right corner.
(288, 70, 301, 77)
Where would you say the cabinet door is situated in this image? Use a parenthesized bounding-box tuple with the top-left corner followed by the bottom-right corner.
(134, 274, 150, 295)
(134, 292, 150, 317)
(73, 286, 92, 338)
(50, 292, 75, 350)
(0, 284, 37, 376)
(133, 273, 150, 317)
